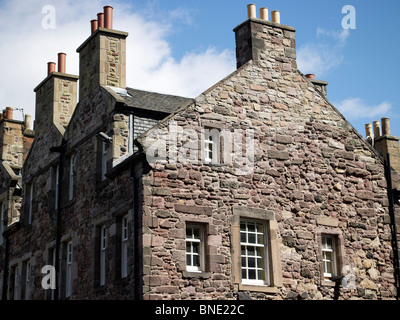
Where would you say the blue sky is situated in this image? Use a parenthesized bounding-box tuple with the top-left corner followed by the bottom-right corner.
(0, 0, 399, 140)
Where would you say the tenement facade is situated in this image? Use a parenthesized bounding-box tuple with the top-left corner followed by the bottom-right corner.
(1, 4, 400, 300)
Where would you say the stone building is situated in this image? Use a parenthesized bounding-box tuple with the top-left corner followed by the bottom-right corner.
(1, 4, 400, 300)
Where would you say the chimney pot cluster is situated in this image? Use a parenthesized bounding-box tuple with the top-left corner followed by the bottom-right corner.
(2, 107, 13, 120)
(247, 4, 280, 23)
(366, 118, 392, 140)
(47, 53, 67, 76)
(91, 6, 113, 34)
(305, 74, 316, 80)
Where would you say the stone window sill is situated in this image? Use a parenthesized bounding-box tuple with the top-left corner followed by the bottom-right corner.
(321, 280, 336, 287)
(239, 284, 278, 294)
(182, 271, 212, 279)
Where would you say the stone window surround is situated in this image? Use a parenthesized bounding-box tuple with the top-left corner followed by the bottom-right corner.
(181, 215, 213, 279)
(231, 206, 283, 294)
(315, 228, 346, 287)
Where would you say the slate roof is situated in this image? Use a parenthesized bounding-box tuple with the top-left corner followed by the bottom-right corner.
(112, 87, 194, 114)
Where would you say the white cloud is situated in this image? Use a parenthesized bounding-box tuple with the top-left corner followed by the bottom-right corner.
(0, 0, 235, 121)
(297, 27, 351, 77)
(335, 98, 392, 120)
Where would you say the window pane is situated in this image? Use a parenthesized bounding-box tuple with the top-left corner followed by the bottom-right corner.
(248, 233, 256, 244)
(248, 269, 256, 280)
(241, 257, 246, 267)
(193, 228, 200, 240)
(193, 255, 200, 267)
(247, 246, 255, 256)
(248, 258, 255, 268)
(187, 254, 191, 266)
(241, 246, 246, 256)
(186, 228, 192, 239)
(186, 243, 191, 253)
(242, 269, 247, 280)
(257, 258, 264, 269)
(257, 234, 264, 245)
(326, 237, 332, 249)
(240, 223, 246, 232)
(257, 270, 265, 281)
(256, 223, 264, 234)
(240, 232, 246, 243)
(247, 223, 255, 233)
(192, 242, 200, 254)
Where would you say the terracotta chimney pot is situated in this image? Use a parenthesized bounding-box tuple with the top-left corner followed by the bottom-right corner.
(48, 62, 56, 76)
(381, 118, 391, 136)
(91, 19, 98, 34)
(97, 12, 104, 28)
(260, 7, 269, 20)
(305, 74, 315, 80)
(271, 10, 280, 24)
(104, 6, 113, 29)
(6, 107, 13, 120)
(247, 4, 256, 19)
(58, 53, 66, 73)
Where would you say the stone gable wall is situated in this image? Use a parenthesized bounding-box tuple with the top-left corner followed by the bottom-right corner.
(138, 19, 396, 300)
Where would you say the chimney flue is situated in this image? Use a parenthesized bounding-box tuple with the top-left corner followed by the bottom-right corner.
(91, 19, 98, 34)
(365, 123, 373, 139)
(271, 10, 280, 24)
(58, 53, 66, 73)
(260, 7, 269, 20)
(247, 4, 256, 19)
(48, 62, 56, 76)
(97, 12, 104, 28)
(6, 107, 13, 120)
(382, 118, 391, 136)
(373, 121, 381, 138)
(25, 114, 32, 130)
(104, 6, 113, 29)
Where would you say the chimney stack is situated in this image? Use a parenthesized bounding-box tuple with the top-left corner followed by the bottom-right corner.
(77, 5, 128, 100)
(234, 5, 296, 69)
(34, 54, 78, 136)
(305, 73, 328, 96)
(104, 6, 113, 29)
(367, 118, 400, 173)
